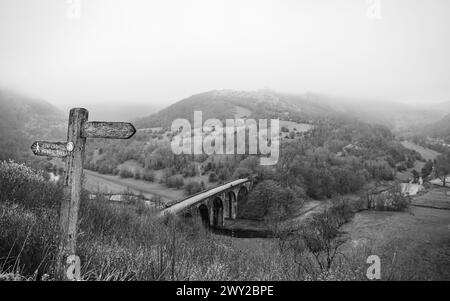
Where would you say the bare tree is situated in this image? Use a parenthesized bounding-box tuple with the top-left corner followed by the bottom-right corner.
(435, 152, 450, 187)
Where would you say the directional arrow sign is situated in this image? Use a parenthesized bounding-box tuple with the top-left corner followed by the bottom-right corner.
(31, 141, 70, 158)
(82, 122, 136, 139)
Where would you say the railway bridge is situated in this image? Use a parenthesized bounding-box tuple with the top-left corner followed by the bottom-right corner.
(159, 178, 253, 227)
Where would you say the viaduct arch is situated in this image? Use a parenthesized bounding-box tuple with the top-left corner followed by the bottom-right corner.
(159, 178, 253, 228)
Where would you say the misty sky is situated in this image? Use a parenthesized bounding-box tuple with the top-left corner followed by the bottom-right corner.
(1, 0, 449, 109)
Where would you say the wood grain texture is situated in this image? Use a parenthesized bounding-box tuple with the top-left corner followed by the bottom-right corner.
(57, 108, 88, 281)
(82, 121, 136, 139)
(30, 141, 68, 157)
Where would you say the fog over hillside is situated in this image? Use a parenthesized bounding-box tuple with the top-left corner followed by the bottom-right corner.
(0, 89, 65, 161)
(136, 89, 449, 132)
(54, 101, 162, 122)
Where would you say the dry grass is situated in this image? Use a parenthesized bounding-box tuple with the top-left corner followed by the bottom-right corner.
(340, 205, 450, 280)
(413, 187, 450, 209)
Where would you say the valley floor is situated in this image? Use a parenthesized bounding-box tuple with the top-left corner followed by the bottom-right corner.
(340, 204, 450, 280)
(226, 186, 450, 280)
(84, 169, 185, 202)
(400, 141, 440, 161)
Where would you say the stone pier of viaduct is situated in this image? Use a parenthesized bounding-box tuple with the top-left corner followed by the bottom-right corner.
(159, 178, 253, 227)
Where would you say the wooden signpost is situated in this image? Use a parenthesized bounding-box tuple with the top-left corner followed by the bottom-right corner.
(31, 108, 136, 281)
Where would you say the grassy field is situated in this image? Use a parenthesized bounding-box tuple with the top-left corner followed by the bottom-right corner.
(84, 170, 185, 202)
(412, 186, 450, 209)
(401, 141, 440, 160)
(340, 194, 450, 280)
(396, 141, 440, 182)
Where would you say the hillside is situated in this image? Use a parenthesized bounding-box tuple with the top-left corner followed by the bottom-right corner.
(135, 90, 341, 129)
(432, 101, 450, 113)
(0, 90, 65, 162)
(333, 99, 444, 132)
(422, 113, 450, 141)
(135, 89, 444, 132)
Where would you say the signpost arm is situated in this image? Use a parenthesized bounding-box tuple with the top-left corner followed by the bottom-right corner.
(57, 108, 88, 280)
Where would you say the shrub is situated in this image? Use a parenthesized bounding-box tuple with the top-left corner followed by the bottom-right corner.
(217, 167, 231, 182)
(0, 202, 59, 279)
(232, 167, 252, 179)
(435, 151, 450, 187)
(421, 160, 433, 178)
(166, 175, 184, 189)
(142, 169, 155, 182)
(0, 161, 62, 278)
(296, 209, 348, 272)
(329, 166, 369, 195)
(119, 169, 134, 178)
(0, 160, 63, 209)
(95, 157, 118, 175)
(327, 199, 356, 226)
(371, 189, 411, 211)
(204, 162, 214, 172)
(405, 159, 414, 169)
(182, 163, 197, 178)
(386, 156, 396, 168)
(364, 160, 395, 181)
(160, 168, 174, 184)
(208, 172, 218, 182)
(397, 162, 408, 172)
(184, 181, 204, 195)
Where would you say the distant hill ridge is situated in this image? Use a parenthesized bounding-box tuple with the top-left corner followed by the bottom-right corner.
(135, 89, 340, 129)
(0, 89, 65, 161)
(135, 89, 449, 132)
(421, 113, 450, 140)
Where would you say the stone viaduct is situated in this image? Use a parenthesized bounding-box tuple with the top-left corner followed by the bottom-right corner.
(159, 178, 253, 227)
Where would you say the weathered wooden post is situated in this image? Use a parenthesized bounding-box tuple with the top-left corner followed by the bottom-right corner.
(57, 108, 88, 280)
(31, 108, 136, 280)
